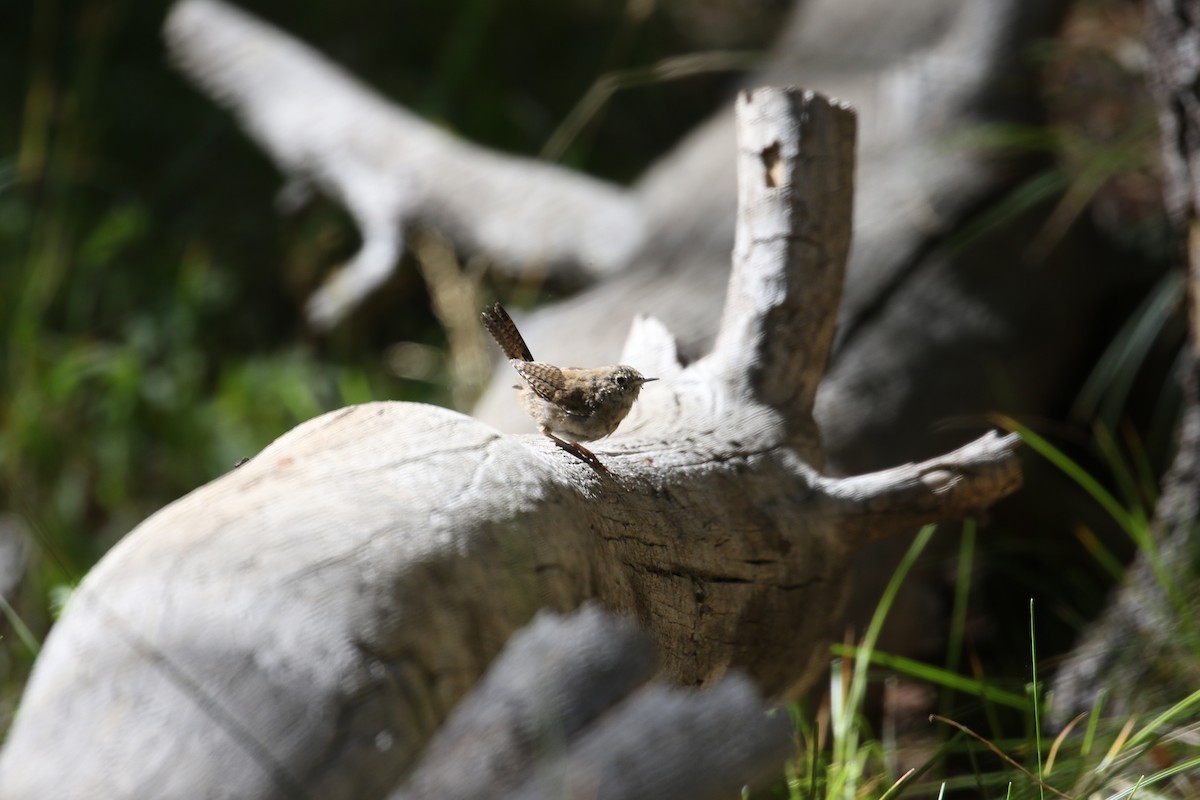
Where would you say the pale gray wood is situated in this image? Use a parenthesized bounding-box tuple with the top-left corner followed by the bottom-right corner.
(501, 675, 790, 800)
(393, 605, 792, 800)
(0, 89, 1020, 799)
(164, 0, 645, 329)
(395, 606, 659, 799)
(713, 89, 854, 447)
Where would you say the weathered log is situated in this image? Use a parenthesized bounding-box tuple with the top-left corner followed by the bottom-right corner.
(0, 89, 1020, 798)
(165, 0, 1087, 658)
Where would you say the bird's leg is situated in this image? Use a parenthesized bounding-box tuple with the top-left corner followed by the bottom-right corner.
(544, 432, 609, 474)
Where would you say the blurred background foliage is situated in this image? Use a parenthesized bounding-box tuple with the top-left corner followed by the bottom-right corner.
(0, 0, 1179, 747)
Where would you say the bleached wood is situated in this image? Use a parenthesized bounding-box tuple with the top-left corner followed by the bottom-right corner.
(0, 89, 1020, 799)
(164, 0, 644, 329)
(713, 89, 855, 449)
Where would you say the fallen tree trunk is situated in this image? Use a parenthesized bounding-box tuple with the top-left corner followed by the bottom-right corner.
(0, 89, 1020, 799)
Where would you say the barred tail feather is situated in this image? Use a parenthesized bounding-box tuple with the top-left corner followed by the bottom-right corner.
(481, 302, 534, 362)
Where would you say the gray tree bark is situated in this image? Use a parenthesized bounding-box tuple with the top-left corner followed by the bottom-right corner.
(0, 89, 1020, 799)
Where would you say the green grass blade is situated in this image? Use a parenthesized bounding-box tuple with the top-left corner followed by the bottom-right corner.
(541, 51, 762, 162)
(877, 767, 916, 800)
(1030, 599, 1045, 800)
(1072, 269, 1185, 426)
(943, 519, 975, 714)
(0, 592, 40, 656)
(999, 418, 1187, 614)
(1121, 423, 1160, 509)
(1074, 526, 1127, 582)
(1104, 754, 1200, 800)
(832, 525, 936, 799)
(1002, 418, 1135, 533)
(1121, 688, 1200, 753)
(828, 646, 1027, 710)
(1093, 423, 1147, 518)
(1126, 773, 1145, 800)
(1081, 689, 1107, 758)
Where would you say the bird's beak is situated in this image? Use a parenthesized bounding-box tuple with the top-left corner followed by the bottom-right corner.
(638, 377, 659, 385)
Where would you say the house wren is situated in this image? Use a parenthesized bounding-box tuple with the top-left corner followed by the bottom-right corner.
(481, 302, 656, 466)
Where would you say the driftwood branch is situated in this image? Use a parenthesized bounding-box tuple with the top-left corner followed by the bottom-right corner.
(164, 0, 645, 329)
(0, 88, 1021, 798)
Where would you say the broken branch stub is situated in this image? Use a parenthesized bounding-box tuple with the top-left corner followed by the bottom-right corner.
(0, 88, 1020, 798)
(714, 88, 855, 456)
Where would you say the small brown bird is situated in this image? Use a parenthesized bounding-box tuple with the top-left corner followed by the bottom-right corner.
(481, 302, 657, 467)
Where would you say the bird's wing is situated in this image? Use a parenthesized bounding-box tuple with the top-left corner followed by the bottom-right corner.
(513, 362, 595, 417)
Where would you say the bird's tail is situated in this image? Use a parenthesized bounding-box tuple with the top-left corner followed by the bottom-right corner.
(481, 302, 534, 362)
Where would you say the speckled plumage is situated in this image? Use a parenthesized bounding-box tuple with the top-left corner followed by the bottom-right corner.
(481, 303, 656, 457)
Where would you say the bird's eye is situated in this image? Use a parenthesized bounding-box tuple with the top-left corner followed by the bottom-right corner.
(616, 374, 628, 386)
